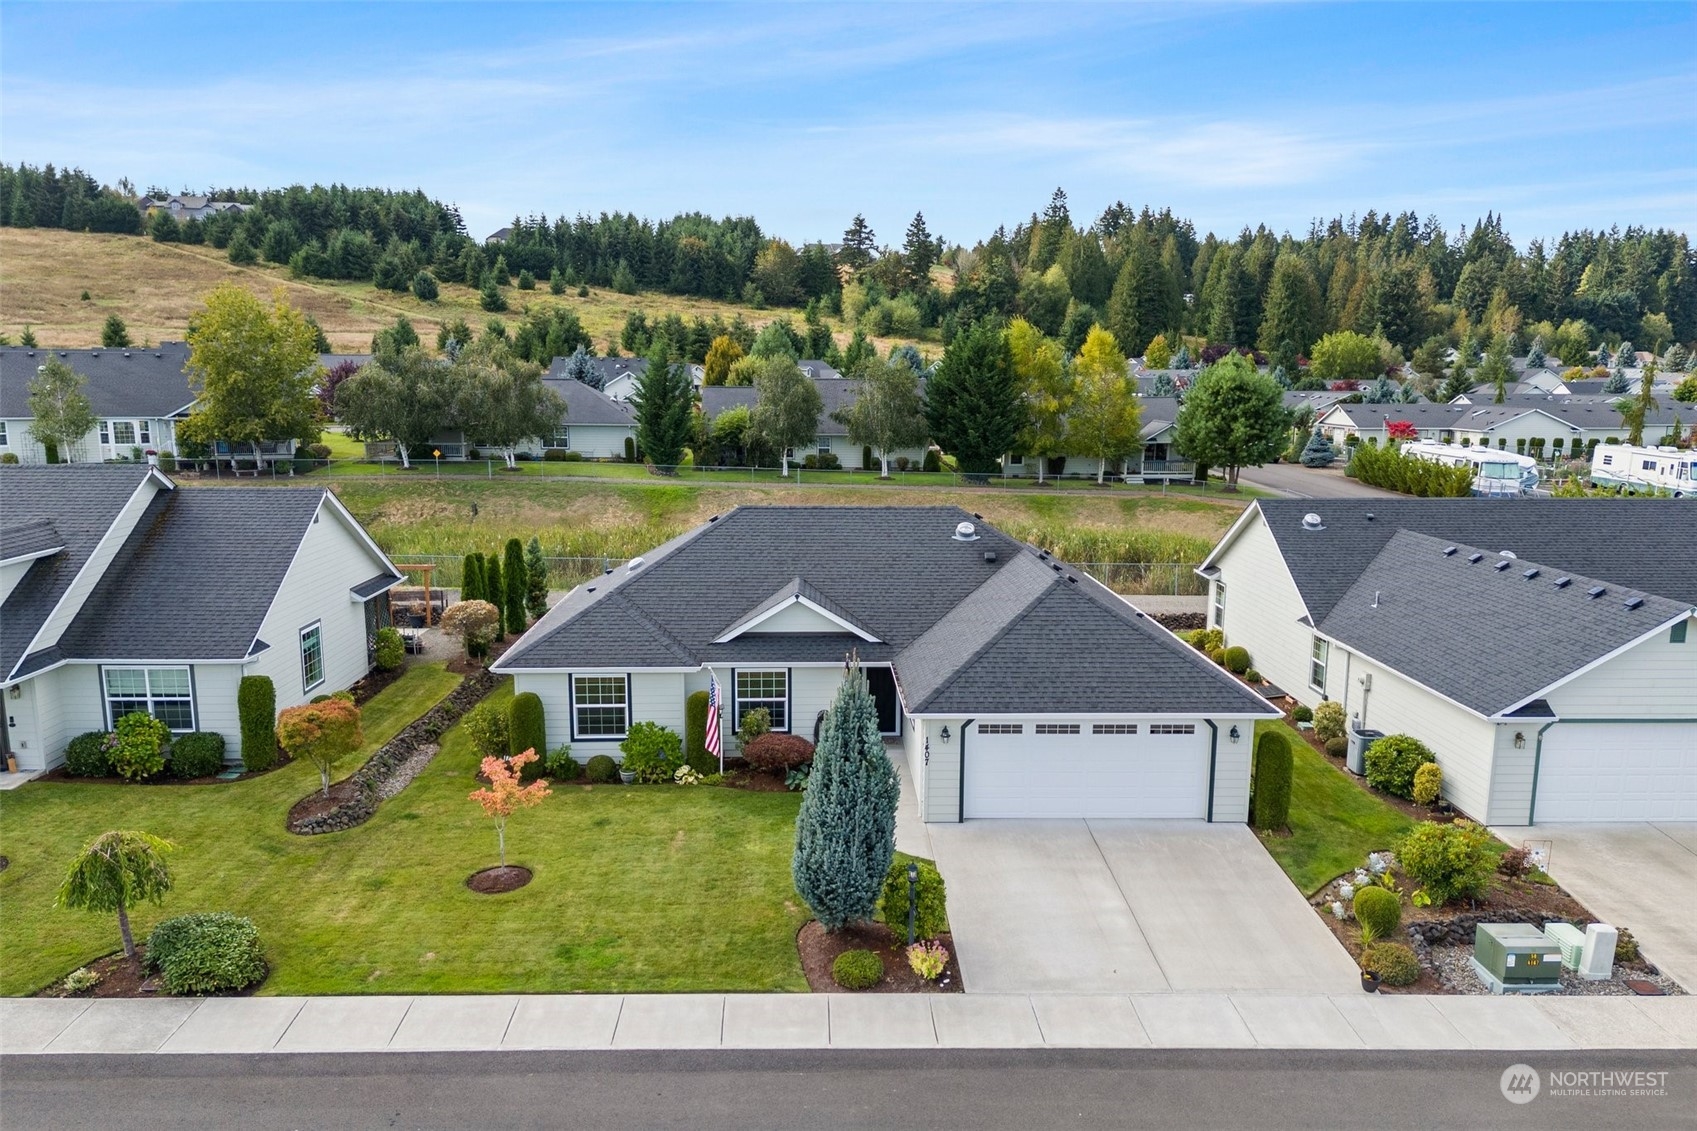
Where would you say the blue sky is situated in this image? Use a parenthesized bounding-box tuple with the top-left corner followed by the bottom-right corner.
(3, 2, 1693, 248)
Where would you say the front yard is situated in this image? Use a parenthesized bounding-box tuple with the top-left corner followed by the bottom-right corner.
(0, 667, 807, 996)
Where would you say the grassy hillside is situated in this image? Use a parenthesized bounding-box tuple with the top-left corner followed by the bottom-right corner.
(0, 228, 931, 355)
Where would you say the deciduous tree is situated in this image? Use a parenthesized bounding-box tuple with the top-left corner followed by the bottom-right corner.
(703, 334, 744, 386)
(454, 340, 565, 469)
(441, 599, 500, 662)
(1066, 326, 1142, 483)
(1006, 318, 1071, 483)
(276, 697, 364, 798)
(833, 356, 928, 477)
(1174, 352, 1290, 489)
(1309, 330, 1384, 384)
(335, 347, 461, 468)
(749, 357, 822, 476)
(56, 830, 174, 966)
(27, 357, 97, 462)
(181, 286, 320, 464)
(469, 751, 551, 868)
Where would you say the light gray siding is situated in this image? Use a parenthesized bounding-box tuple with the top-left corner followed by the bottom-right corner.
(918, 716, 965, 822)
(1542, 619, 1697, 720)
(1209, 514, 1316, 702)
(1211, 718, 1256, 823)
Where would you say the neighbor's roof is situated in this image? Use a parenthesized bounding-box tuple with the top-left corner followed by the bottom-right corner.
(0, 343, 197, 419)
(498, 506, 1275, 718)
(1324, 399, 1682, 432)
(1, 465, 164, 679)
(545, 356, 646, 386)
(1227, 499, 1697, 623)
(540, 376, 635, 427)
(1317, 530, 1691, 717)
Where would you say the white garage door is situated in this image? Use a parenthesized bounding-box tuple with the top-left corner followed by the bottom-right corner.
(963, 719, 1209, 819)
(1537, 723, 1697, 822)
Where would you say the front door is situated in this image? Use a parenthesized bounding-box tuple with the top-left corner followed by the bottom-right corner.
(866, 666, 901, 736)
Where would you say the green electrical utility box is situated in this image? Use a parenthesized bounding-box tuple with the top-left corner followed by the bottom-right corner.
(1473, 924, 1563, 992)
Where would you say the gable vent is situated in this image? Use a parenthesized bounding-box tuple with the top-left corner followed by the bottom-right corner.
(1522, 568, 1540, 580)
(1467, 552, 1484, 564)
(1587, 585, 1607, 599)
(1624, 597, 1644, 610)
(1494, 560, 1512, 572)
(1442, 546, 1457, 556)
(1301, 513, 1324, 531)
(952, 521, 979, 542)
(1553, 577, 1571, 588)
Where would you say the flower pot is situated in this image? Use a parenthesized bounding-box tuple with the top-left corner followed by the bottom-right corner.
(618, 770, 637, 784)
(1361, 970, 1381, 993)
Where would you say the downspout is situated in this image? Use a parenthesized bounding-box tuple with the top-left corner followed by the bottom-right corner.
(956, 718, 975, 823)
(1203, 720, 1218, 823)
(1525, 720, 1559, 826)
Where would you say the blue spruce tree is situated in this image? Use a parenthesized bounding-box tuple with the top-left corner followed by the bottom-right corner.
(792, 655, 900, 931)
(1300, 426, 1337, 467)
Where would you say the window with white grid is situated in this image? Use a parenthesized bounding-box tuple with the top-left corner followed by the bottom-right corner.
(1148, 723, 1196, 736)
(735, 670, 788, 732)
(1034, 723, 1079, 735)
(1092, 723, 1138, 735)
(573, 675, 629, 738)
(977, 723, 1022, 735)
(104, 667, 194, 732)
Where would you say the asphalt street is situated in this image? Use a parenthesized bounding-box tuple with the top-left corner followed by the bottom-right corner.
(4, 1049, 1692, 1130)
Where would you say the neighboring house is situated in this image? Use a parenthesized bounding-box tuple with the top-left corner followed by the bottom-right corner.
(1000, 398, 1195, 483)
(1197, 499, 1697, 824)
(0, 344, 197, 465)
(549, 357, 649, 403)
(0, 465, 404, 772)
(1316, 400, 1687, 455)
(494, 506, 1277, 822)
(485, 227, 513, 244)
(700, 375, 929, 468)
(138, 196, 249, 223)
(527, 378, 635, 459)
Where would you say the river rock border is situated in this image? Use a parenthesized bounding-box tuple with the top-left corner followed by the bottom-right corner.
(290, 669, 502, 835)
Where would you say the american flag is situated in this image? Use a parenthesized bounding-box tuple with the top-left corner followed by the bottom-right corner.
(705, 672, 723, 768)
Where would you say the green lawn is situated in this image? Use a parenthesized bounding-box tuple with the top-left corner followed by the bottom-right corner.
(1256, 721, 1419, 896)
(0, 666, 807, 996)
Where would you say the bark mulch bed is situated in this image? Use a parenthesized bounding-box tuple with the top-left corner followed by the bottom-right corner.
(37, 752, 294, 787)
(466, 865, 533, 894)
(798, 921, 964, 994)
(719, 766, 792, 793)
(34, 949, 268, 999)
(346, 664, 406, 706)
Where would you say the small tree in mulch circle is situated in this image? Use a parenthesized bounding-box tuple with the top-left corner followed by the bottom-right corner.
(277, 697, 364, 798)
(441, 599, 500, 663)
(792, 654, 900, 931)
(55, 830, 174, 968)
(469, 749, 551, 867)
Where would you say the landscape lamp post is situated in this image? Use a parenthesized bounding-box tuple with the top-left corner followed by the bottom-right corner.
(907, 861, 919, 945)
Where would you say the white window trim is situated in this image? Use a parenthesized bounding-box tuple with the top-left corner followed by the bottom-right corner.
(1309, 635, 1329, 692)
(102, 665, 196, 732)
(0, 420, 8, 446)
(571, 673, 630, 740)
(300, 621, 325, 693)
(1213, 580, 1226, 629)
(733, 668, 791, 733)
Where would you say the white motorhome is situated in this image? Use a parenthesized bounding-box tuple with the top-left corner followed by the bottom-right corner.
(1590, 444, 1696, 497)
(1403, 441, 1540, 497)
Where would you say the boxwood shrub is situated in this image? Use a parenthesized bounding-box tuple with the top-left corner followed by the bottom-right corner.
(832, 949, 885, 990)
(878, 859, 948, 940)
(372, 627, 405, 671)
(168, 732, 227, 779)
(507, 691, 547, 759)
(1353, 885, 1401, 937)
(1222, 645, 1252, 675)
(64, 731, 114, 777)
(1365, 734, 1436, 799)
(145, 913, 267, 994)
(584, 753, 618, 783)
(1291, 705, 1313, 724)
(1359, 940, 1421, 986)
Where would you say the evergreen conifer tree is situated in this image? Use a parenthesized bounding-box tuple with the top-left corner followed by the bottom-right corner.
(924, 318, 1024, 474)
(524, 537, 549, 622)
(461, 554, 483, 602)
(1300, 426, 1337, 467)
(503, 538, 527, 634)
(792, 656, 900, 932)
(484, 553, 505, 640)
(631, 342, 694, 469)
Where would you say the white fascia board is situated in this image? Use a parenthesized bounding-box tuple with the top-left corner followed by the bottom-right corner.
(1196, 501, 1265, 574)
(489, 663, 701, 675)
(906, 709, 1281, 721)
(0, 545, 66, 567)
(712, 593, 880, 644)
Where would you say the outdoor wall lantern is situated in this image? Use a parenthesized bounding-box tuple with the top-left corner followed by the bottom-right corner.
(940, 726, 951, 743)
(1514, 732, 1526, 749)
(1228, 725, 1241, 743)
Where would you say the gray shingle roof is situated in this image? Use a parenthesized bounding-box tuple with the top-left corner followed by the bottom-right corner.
(1, 518, 63, 561)
(498, 506, 1275, 717)
(539, 377, 635, 427)
(2, 465, 160, 679)
(57, 488, 330, 662)
(545, 356, 647, 387)
(0, 344, 196, 419)
(700, 376, 871, 438)
(1246, 499, 1697, 623)
(1326, 398, 1684, 433)
(1317, 530, 1691, 716)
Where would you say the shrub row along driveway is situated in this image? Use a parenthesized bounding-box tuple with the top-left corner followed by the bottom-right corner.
(0, 668, 807, 997)
(929, 820, 1361, 994)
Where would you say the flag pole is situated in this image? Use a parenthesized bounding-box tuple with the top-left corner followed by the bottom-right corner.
(705, 665, 724, 774)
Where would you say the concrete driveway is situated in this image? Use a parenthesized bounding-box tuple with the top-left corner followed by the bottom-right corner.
(1237, 462, 1402, 498)
(1515, 823, 1697, 991)
(928, 820, 1360, 994)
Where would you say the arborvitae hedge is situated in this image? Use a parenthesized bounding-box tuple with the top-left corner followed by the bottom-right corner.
(237, 675, 277, 772)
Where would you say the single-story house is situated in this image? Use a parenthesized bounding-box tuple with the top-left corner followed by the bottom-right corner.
(526, 377, 634, 459)
(1196, 499, 1697, 824)
(700, 375, 929, 469)
(999, 398, 1196, 483)
(137, 195, 249, 223)
(1315, 400, 1688, 456)
(0, 465, 403, 772)
(494, 506, 1278, 822)
(0, 344, 198, 465)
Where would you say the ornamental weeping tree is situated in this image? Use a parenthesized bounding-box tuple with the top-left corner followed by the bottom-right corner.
(56, 830, 175, 966)
(792, 655, 900, 931)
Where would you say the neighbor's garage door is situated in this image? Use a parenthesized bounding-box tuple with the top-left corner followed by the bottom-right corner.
(963, 719, 1209, 819)
(1537, 723, 1697, 822)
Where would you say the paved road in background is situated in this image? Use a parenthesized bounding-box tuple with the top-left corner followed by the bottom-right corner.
(4, 1049, 1691, 1130)
(1238, 462, 1402, 498)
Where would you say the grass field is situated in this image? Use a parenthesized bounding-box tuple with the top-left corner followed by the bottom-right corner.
(0, 666, 809, 996)
(0, 228, 929, 356)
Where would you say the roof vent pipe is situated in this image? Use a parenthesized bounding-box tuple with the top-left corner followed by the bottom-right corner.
(627, 556, 645, 571)
(1372, 591, 1380, 608)
(1301, 513, 1324, 531)
(952, 521, 979, 542)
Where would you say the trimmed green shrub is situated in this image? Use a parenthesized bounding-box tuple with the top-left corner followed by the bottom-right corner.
(921, 447, 940, 473)
(1250, 731, 1293, 830)
(1325, 736, 1348, 758)
(144, 913, 266, 994)
(1359, 940, 1421, 986)
(683, 690, 715, 774)
(543, 745, 580, 780)
(1222, 645, 1252, 675)
(831, 949, 885, 990)
(1312, 700, 1346, 742)
(111, 711, 169, 780)
(1412, 761, 1443, 806)
(1207, 646, 1226, 666)
(623, 436, 637, 462)
(543, 448, 570, 461)
(1291, 705, 1313, 724)
(879, 859, 948, 940)
(1244, 668, 1261, 683)
(1365, 734, 1436, 799)
(1353, 885, 1401, 937)
(618, 721, 683, 783)
(1615, 927, 1640, 963)
(742, 732, 815, 772)
(584, 753, 618, 783)
(1190, 627, 1224, 653)
(64, 731, 114, 777)
(1399, 820, 1496, 905)
(237, 675, 276, 772)
(372, 627, 404, 671)
(507, 691, 546, 759)
(463, 700, 509, 760)
(168, 733, 226, 779)
(735, 706, 771, 746)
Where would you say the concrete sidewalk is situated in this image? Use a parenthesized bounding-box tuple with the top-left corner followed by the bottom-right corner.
(5, 993, 1692, 1055)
